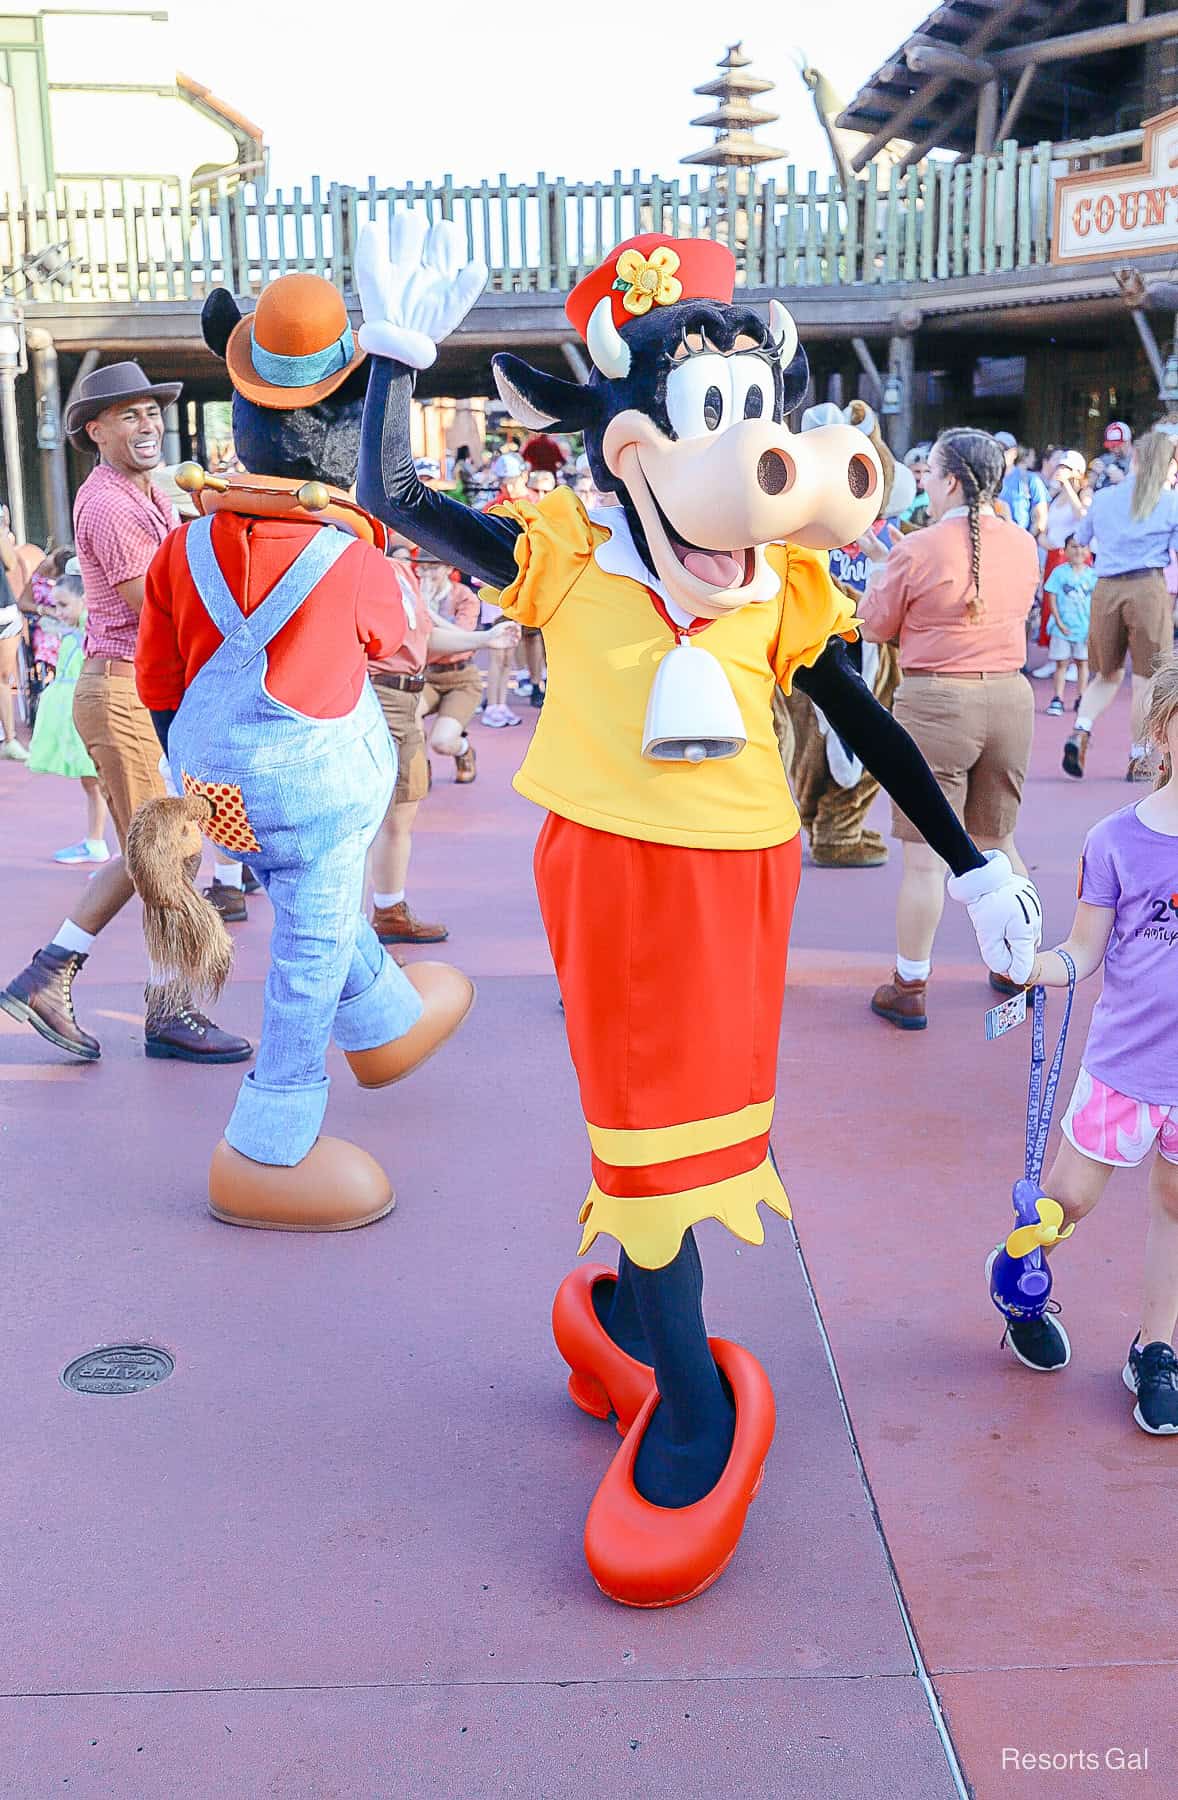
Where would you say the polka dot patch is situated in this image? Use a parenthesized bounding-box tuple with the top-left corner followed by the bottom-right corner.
(181, 770, 262, 856)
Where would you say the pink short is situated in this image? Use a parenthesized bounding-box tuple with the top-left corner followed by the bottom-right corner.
(1062, 1068, 1178, 1168)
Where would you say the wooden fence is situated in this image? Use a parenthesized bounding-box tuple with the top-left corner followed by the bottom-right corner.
(0, 146, 1060, 305)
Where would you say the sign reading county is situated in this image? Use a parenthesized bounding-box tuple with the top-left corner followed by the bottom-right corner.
(1054, 108, 1178, 264)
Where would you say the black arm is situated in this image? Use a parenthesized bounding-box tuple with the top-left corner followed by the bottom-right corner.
(150, 708, 176, 755)
(793, 640, 985, 878)
(356, 356, 523, 590)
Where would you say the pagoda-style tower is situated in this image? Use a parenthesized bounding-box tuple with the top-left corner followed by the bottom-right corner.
(683, 43, 785, 170)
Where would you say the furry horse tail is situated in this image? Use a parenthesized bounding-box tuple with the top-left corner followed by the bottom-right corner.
(124, 796, 233, 1013)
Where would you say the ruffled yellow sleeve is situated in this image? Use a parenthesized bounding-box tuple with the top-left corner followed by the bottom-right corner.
(482, 486, 602, 628)
(767, 543, 860, 694)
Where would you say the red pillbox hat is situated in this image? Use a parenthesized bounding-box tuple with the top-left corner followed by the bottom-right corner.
(566, 234, 736, 340)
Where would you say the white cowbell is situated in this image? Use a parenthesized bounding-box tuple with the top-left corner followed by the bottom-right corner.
(641, 636, 747, 763)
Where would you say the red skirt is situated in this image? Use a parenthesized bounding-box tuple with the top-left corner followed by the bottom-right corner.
(534, 814, 802, 1269)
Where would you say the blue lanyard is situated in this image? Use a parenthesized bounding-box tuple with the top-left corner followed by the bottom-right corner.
(1025, 951, 1077, 1185)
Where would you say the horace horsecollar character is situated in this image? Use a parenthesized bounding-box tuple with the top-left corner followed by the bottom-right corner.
(127, 270, 474, 1233)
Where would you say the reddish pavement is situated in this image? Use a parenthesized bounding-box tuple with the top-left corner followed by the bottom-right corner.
(1, 683, 1168, 1800)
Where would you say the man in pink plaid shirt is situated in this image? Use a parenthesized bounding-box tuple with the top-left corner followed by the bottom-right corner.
(1, 362, 250, 1067)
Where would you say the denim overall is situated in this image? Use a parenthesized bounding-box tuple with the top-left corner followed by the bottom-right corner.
(168, 514, 424, 1165)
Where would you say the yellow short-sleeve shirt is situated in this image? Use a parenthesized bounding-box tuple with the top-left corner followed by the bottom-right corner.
(484, 489, 857, 850)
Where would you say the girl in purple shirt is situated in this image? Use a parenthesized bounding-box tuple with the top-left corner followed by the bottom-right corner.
(997, 658, 1178, 1434)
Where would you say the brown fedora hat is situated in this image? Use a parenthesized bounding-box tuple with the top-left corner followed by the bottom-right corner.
(65, 361, 182, 454)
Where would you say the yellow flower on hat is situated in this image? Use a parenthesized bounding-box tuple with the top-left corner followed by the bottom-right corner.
(613, 246, 683, 316)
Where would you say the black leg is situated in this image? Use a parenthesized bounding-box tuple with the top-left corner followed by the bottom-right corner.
(593, 1249, 650, 1362)
(628, 1229, 735, 1508)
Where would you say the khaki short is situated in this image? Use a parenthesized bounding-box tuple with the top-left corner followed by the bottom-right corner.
(1087, 571, 1173, 681)
(374, 680, 429, 805)
(422, 663, 483, 730)
(72, 663, 165, 850)
(891, 672, 1033, 846)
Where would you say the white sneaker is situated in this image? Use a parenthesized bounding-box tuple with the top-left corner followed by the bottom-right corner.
(1029, 663, 1054, 680)
(1065, 663, 1079, 682)
(54, 839, 110, 864)
(0, 737, 29, 761)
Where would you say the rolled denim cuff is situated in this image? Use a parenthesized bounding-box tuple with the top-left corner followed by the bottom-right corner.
(225, 1071, 329, 1167)
(333, 945, 424, 1052)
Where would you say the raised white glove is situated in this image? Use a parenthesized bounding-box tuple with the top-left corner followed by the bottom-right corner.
(947, 850, 1043, 984)
(355, 214, 488, 370)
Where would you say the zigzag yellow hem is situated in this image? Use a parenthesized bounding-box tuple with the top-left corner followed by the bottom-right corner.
(576, 1153, 791, 1271)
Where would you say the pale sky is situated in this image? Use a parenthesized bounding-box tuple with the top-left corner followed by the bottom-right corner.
(103, 0, 934, 188)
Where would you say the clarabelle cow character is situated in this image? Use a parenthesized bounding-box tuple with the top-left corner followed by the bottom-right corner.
(126, 271, 473, 1232)
(354, 219, 1044, 1605)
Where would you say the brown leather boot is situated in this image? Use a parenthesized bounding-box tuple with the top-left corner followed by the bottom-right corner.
(454, 739, 477, 784)
(0, 946, 101, 1060)
(870, 971, 928, 1031)
(144, 997, 253, 1063)
(1062, 728, 1089, 779)
(203, 878, 248, 923)
(371, 900, 449, 945)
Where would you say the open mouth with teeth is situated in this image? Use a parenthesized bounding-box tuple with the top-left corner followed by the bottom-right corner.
(651, 492, 756, 591)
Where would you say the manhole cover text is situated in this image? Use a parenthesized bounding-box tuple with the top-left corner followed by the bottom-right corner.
(61, 1345, 174, 1395)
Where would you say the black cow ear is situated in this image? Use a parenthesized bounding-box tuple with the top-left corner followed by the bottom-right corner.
(202, 288, 242, 360)
(492, 353, 601, 432)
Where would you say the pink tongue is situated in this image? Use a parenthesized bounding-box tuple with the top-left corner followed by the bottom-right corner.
(683, 549, 744, 589)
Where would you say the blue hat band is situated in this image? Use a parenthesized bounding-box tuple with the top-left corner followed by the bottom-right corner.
(249, 322, 355, 389)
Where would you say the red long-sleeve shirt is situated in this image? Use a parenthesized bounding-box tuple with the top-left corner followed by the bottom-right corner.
(137, 512, 408, 718)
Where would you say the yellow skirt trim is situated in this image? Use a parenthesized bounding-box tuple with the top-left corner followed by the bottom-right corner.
(577, 1152, 791, 1271)
(585, 1097, 776, 1168)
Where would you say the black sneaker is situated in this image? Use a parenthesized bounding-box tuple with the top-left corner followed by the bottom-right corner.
(987, 1248, 1070, 1369)
(1123, 1336, 1178, 1435)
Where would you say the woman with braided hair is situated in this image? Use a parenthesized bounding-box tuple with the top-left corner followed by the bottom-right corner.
(858, 427, 1041, 1029)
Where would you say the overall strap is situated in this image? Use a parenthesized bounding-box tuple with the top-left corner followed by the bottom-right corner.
(183, 514, 353, 668)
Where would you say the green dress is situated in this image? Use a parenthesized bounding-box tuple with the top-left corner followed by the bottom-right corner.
(27, 628, 97, 780)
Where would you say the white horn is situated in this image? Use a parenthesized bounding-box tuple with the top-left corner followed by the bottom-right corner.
(769, 299, 799, 369)
(586, 296, 631, 380)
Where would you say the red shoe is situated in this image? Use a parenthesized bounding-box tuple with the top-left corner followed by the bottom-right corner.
(583, 1338, 775, 1608)
(551, 1263, 654, 1434)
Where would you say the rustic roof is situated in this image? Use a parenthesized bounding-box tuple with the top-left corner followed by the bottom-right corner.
(837, 0, 1150, 158)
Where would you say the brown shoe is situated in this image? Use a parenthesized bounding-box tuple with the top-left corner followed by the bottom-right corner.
(0, 946, 101, 1060)
(144, 1003, 252, 1063)
(1126, 752, 1160, 783)
(811, 836, 888, 869)
(870, 971, 928, 1031)
(344, 961, 476, 1088)
(372, 900, 449, 944)
(454, 739, 477, 784)
(1062, 728, 1089, 779)
(988, 971, 1024, 997)
(203, 878, 248, 923)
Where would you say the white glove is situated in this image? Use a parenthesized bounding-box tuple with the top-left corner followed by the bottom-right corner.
(355, 214, 488, 370)
(157, 753, 179, 798)
(947, 851, 1043, 984)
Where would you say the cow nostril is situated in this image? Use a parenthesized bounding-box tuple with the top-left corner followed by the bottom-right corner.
(848, 455, 877, 501)
(757, 449, 793, 496)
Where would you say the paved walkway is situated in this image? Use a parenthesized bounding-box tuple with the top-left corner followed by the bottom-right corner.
(1, 685, 1170, 1799)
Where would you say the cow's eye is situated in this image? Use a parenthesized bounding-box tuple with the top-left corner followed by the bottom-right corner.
(731, 358, 775, 424)
(665, 354, 732, 441)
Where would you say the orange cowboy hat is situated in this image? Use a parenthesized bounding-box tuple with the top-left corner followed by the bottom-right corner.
(225, 273, 366, 410)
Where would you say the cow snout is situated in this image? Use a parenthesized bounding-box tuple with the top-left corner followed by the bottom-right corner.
(757, 448, 794, 497)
